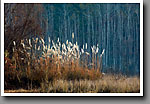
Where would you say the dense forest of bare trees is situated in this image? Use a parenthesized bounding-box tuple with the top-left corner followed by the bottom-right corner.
(4, 3, 140, 75)
(41, 3, 140, 75)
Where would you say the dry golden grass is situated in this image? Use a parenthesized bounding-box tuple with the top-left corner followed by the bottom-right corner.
(5, 75, 140, 93)
(5, 89, 40, 93)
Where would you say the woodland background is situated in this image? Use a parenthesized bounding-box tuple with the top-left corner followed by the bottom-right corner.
(4, 3, 140, 76)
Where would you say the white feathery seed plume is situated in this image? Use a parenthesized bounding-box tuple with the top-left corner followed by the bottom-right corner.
(35, 44, 37, 50)
(83, 44, 84, 49)
(69, 42, 73, 46)
(58, 42, 61, 47)
(37, 46, 40, 50)
(102, 49, 105, 55)
(35, 38, 38, 43)
(48, 44, 50, 49)
(52, 40, 54, 46)
(21, 43, 25, 48)
(91, 46, 94, 53)
(85, 43, 87, 49)
(81, 48, 84, 54)
(85, 52, 90, 56)
(17, 36, 104, 68)
(97, 44, 99, 47)
(21, 41, 25, 48)
(48, 37, 50, 43)
(96, 47, 99, 54)
(100, 49, 105, 57)
(72, 32, 74, 39)
(76, 42, 78, 45)
(41, 38, 45, 44)
(57, 38, 59, 42)
(29, 39, 32, 47)
(66, 40, 68, 45)
(13, 41, 16, 46)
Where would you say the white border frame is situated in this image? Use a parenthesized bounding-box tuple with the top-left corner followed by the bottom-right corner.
(1, 0, 143, 96)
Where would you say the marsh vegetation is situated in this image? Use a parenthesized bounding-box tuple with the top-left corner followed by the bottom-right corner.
(4, 3, 140, 93)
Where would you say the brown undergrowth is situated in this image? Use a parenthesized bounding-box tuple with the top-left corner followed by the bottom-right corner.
(4, 55, 140, 93)
(4, 54, 102, 90)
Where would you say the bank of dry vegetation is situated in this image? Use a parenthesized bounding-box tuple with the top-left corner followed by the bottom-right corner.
(4, 37, 140, 93)
(5, 75, 140, 93)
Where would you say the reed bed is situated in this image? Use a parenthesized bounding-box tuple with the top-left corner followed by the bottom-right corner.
(4, 35, 140, 93)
